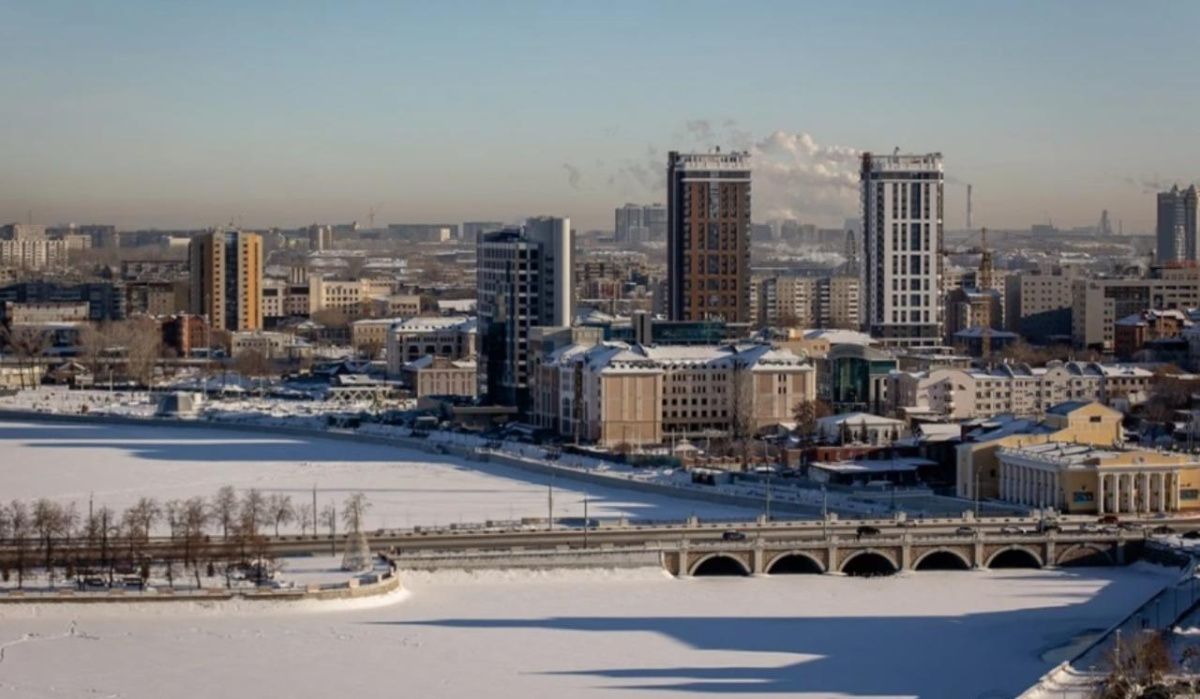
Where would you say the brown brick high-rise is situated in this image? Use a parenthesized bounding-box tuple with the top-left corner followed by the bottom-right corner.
(666, 150, 751, 322)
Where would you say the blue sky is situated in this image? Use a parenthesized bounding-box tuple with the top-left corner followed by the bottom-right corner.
(1, 1, 1195, 232)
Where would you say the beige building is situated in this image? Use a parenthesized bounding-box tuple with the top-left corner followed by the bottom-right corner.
(539, 342, 815, 448)
(890, 361, 1151, 420)
(956, 401, 1127, 502)
(385, 316, 477, 378)
(306, 277, 396, 319)
(1072, 267, 1200, 350)
(188, 230, 263, 332)
(368, 294, 421, 318)
(4, 301, 90, 324)
(997, 441, 1200, 514)
(229, 330, 312, 360)
(0, 239, 68, 270)
(403, 355, 477, 398)
(350, 318, 402, 357)
(1005, 266, 1080, 341)
(756, 275, 860, 329)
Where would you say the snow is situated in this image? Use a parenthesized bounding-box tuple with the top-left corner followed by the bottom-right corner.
(0, 566, 1178, 698)
(0, 420, 756, 530)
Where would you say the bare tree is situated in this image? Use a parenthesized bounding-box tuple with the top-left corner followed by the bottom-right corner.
(110, 317, 163, 388)
(296, 501, 315, 537)
(793, 398, 833, 440)
(1, 325, 51, 389)
(266, 493, 295, 537)
(233, 349, 272, 381)
(1094, 630, 1175, 699)
(211, 486, 238, 539)
(31, 499, 66, 588)
(320, 502, 337, 555)
(239, 489, 268, 539)
(8, 500, 32, 588)
(341, 492, 371, 535)
(180, 497, 210, 589)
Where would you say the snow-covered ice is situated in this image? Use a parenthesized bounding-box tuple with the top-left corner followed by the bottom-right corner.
(0, 566, 1177, 698)
(0, 420, 756, 529)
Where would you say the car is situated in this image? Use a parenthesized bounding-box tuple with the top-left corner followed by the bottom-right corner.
(721, 530, 747, 542)
(1182, 530, 1200, 540)
(1037, 521, 1062, 533)
(1098, 514, 1120, 525)
(955, 526, 975, 536)
(1000, 526, 1027, 535)
(856, 525, 881, 538)
(1151, 525, 1176, 535)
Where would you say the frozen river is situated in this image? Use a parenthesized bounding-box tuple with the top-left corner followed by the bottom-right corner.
(0, 419, 756, 529)
(0, 565, 1177, 698)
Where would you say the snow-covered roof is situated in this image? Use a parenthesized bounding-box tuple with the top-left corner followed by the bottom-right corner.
(390, 316, 476, 333)
(810, 457, 933, 474)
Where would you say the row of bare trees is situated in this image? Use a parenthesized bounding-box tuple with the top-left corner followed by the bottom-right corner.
(0, 488, 371, 590)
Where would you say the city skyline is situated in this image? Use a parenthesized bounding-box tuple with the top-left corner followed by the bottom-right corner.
(2, 1, 1199, 232)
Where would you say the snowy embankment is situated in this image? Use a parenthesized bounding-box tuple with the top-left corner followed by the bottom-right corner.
(0, 565, 1179, 698)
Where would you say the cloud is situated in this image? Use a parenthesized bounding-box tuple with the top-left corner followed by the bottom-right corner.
(562, 163, 583, 190)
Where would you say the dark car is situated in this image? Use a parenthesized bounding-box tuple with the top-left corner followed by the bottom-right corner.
(1151, 525, 1176, 535)
(955, 526, 975, 536)
(856, 525, 881, 538)
(1098, 514, 1120, 525)
(722, 530, 747, 542)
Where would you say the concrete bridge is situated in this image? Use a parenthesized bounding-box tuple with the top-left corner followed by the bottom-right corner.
(662, 530, 1135, 577)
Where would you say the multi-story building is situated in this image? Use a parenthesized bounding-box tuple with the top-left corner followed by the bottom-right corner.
(860, 152, 944, 348)
(614, 203, 667, 244)
(0, 223, 66, 271)
(3, 301, 90, 325)
(125, 281, 188, 316)
(0, 281, 125, 322)
(229, 330, 312, 361)
(890, 361, 1152, 420)
(188, 229, 263, 332)
(1157, 185, 1198, 264)
(385, 316, 477, 378)
(462, 221, 505, 242)
(666, 150, 752, 323)
(306, 276, 395, 319)
(387, 223, 457, 243)
(350, 317, 403, 357)
(757, 275, 861, 329)
(1071, 266, 1200, 350)
(307, 224, 333, 252)
(402, 355, 478, 399)
(1114, 309, 1188, 360)
(1005, 265, 1080, 343)
(535, 341, 815, 447)
(476, 217, 573, 409)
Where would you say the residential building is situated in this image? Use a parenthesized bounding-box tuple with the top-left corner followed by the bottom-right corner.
(1005, 266, 1079, 342)
(1071, 267, 1200, 350)
(402, 355, 477, 399)
(1114, 309, 1188, 360)
(350, 318, 402, 357)
(860, 152, 945, 348)
(666, 150, 752, 323)
(188, 229, 263, 332)
(757, 275, 861, 329)
(385, 316, 477, 378)
(0, 224, 67, 270)
(535, 342, 814, 448)
(476, 217, 573, 409)
(387, 223, 457, 243)
(1157, 185, 1198, 264)
(307, 224, 333, 252)
(0, 282, 125, 322)
(3, 301, 90, 325)
(462, 221, 505, 242)
(890, 361, 1145, 421)
(615, 203, 667, 244)
(368, 294, 421, 319)
(229, 330, 312, 360)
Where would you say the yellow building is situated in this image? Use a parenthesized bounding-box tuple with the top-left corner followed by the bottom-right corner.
(188, 229, 263, 332)
(996, 441, 1200, 514)
(956, 401, 1125, 501)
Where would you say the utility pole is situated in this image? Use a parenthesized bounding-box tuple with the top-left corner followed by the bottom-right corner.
(821, 485, 828, 539)
(547, 478, 554, 531)
(312, 483, 317, 538)
(583, 496, 589, 549)
(765, 468, 772, 522)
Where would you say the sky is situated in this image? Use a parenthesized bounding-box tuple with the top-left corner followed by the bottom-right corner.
(0, 0, 1196, 233)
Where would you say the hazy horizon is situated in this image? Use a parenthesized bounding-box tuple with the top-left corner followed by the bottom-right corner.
(2, 1, 1196, 234)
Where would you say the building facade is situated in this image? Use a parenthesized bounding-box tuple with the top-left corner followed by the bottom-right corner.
(385, 316, 477, 378)
(860, 152, 944, 348)
(1157, 185, 1198, 264)
(476, 217, 573, 409)
(1071, 267, 1200, 350)
(666, 150, 752, 323)
(188, 230, 263, 332)
(756, 275, 860, 329)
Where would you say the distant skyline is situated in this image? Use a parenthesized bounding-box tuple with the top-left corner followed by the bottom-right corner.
(2, 1, 1197, 233)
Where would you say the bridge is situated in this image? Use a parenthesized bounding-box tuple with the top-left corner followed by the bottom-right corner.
(379, 513, 1187, 577)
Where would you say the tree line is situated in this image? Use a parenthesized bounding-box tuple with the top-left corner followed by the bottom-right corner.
(0, 488, 371, 590)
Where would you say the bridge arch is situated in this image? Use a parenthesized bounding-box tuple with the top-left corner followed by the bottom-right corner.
(765, 551, 826, 575)
(690, 553, 751, 577)
(913, 548, 972, 571)
(1056, 543, 1115, 568)
(985, 545, 1043, 569)
(841, 549, 898, 577)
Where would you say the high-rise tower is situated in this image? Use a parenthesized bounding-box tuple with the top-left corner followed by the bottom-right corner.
(188, 229, 263, 332)
(860, 152, 944, 348)
(1156, 185, 1198, 264)
(666, 150, 751, 323)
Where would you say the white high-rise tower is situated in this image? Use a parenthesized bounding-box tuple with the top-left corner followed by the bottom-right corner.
(860, 152, 944, 348)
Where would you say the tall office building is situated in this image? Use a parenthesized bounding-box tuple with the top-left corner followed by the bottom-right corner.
(188, 229, 263, 332)
(666, 150, 751, 323)
(1156, 185, 1198, 264)
(476, 216, 573, 410)
(860, 152, 944, 348)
